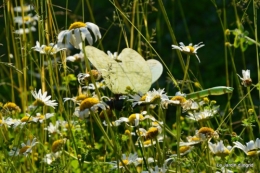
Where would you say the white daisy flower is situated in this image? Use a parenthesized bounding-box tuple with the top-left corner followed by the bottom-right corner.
(129, 88, 168, 108)
(109, 153, 139, 169)
(171, 145, 194, 156)
(104, 112, 156, 127)
(237, 69, 252, 87)
(13, 5, 34, 12)
(233, 138, 260, 156)
(180, 135, 204, 146)
(14, 26, 36, 34)
(172, 42, 205, 63)
(142, 165, 168, 173)
(208, 140, 233, 156)
(43, 151, 62, 165)
(14, 13, 38, 26)
(66, 52, 84, 62)
(57, 21, 101, 49)
(186, 106, 218, 121)
(44, 122, 60, 135)
(30, 89, 58, 109)
(73, 96, 107, 119)
(9, 138, 38, 157)
(31, 113, 54, 123)
(81, 80, 106, 90)
(136, 136, 164, 148)
(32, 41, 66, 55)
(107, 51, 121, 61)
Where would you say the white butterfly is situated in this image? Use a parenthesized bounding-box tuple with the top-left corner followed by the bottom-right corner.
(85, 46, 163, 94)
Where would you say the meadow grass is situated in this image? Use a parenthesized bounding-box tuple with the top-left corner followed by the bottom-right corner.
(0, 0, 260, 172)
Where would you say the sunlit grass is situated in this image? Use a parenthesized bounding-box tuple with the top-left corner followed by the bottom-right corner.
(0, 0, 260, 172)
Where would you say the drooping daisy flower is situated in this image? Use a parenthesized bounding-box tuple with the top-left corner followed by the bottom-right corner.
(172, 42, 205, 63)
(30, 89, 58, 109)
(13, 5, 34, 12)
(233, 138, 260, 156)
(77, 70, 102, 84)
(208, 140, 233, 157)
(57, 22, 101, 49)
(32, 41, 66, 55)
(9, 138, 38, 157)
(14, 13, 38, 26)
(196, 127, 219, 139)
(237, 69, 252, 87)
(136, 136, 164, 148)
(81, 80, 106, 90)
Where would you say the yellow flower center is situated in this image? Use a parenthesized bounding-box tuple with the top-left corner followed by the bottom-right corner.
(247, 150, 258, 156)
(190, 136, 201, 141)
(171, 96, 186, 104)
(33, 99, 45, 107)
(79, 98, 99, 111)
(140, 94, 147, 101)
(119, 159, 129, 166)
(69, 22, 86, 30)
(146, 127, 159, 139)
(124, 130, 131, 136)
(52, 139, 65, 153)
(44, 46, 56, 53)
(21, 116, 32, 122)
(23, 16, 32, 22)
(198, 127, 214, 134)
(180, 146, 190, 153)
(216, 148, 230, 157)
(186, 46, 195, 53)
(0, 120, 2, 124)
(76, 94, 88, 101)
(143, 140, 152, 146)
(3, 102, 21, 112)
(19, 146, 30, 154)
(128, 114, 144, 123)
(36, 115, 45, 120)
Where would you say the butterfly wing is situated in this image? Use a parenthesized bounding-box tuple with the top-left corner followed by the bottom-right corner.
(146, 59, 163, 83)
(85, 46, 152, 94)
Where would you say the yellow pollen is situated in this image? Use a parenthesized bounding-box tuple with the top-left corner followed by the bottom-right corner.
(0, 120, 2, 124)
(79, 98, 99, 111)
(171, 96, 186, 104)
(19, 146, 30, 154)
(128, 114, 144, 123)
(180, 146, 190, 153)
(69, 22, 86, 30)
(186, 46, 195, 53)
